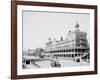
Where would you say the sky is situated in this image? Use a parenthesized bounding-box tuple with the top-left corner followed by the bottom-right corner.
(22, 10, 90, 51)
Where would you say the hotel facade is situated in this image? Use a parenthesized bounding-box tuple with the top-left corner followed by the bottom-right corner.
(44, 22, 89, 61)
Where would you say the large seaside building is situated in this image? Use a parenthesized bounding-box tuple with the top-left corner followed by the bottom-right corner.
(44, 22, 90, 61)
(22, 22, 90, 69)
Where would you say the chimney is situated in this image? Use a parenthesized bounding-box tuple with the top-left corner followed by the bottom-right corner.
(61, 36, 63, 41)
(48, 37, 51, 41)
(75, 21, 79, 28)
(69, 30, 71, 33)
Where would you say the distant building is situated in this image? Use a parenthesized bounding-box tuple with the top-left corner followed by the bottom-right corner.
(44, 22, 89, 61)
(22, 48, 44, 67)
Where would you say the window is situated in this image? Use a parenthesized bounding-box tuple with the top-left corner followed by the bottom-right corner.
(26, 60, 30, 64)
(64, 54, 66, 57)
(78, 54, 80, 56)
(69, 54, 71, 57)
(72, 54, 74, 58)
(75, 54, 77, 57)
(75, 49, 78, 52)
(66, 54, 68, 57)
(72, 49, 74, 52)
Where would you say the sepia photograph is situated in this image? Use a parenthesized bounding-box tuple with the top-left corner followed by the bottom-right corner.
(22, 10, 90, 69)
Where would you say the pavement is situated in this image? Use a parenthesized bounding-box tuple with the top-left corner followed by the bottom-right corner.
(23, 59, 89, 69)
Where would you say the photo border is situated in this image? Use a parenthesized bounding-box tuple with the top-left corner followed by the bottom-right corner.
(11, 1, 97, 79)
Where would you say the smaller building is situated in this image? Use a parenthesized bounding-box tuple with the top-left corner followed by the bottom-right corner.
(22, 48, 44, 68)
